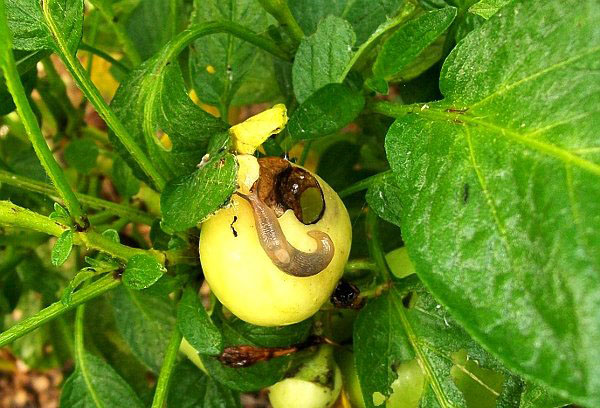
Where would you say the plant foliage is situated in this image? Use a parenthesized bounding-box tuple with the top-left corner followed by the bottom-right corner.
(0, 0, 597, 406)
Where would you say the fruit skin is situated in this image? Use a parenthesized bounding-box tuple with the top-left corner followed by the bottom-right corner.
(269, 346, 343, 408)
(200, 160, 351, 326)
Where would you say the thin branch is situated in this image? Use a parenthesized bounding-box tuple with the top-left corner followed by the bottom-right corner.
(0, 169, 155, 225)
(42, 0, 167, 190)
(257, 0, 305, 45)
(0, 3, 87, 228)
(78, 43, 131, 74)
(0, 201, 162, 261)
(366, 208, 392, 282)
(338, 171, 392, 198)
(87, 0, 143, 66)
(151, 325, 183, 408)
(0, 274, 120, 348)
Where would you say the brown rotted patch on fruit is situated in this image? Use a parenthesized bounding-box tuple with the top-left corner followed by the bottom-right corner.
(254, 157, 325, 224)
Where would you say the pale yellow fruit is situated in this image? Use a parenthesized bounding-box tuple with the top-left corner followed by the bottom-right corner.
(269, 346, 343, 408)
(200, 158, 351, 326)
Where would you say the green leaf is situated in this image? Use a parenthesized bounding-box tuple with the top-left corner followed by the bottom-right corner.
(469, 0, 510, 19)
(160, 151, 237, 232)
(101, 228, 120, 243)
(0, 50, 42, 115)
(5, 0, 83, 53)
(230, 52, 281, 106)
(189, 0, 270, 108)
(150, 219, 171, 250)
(218, 311, 312, 348)
(122, 254, 165, 290)
(168, 360, 241, 408)
(64, 138, 99, 174)
(292, 15, 355, 103)
(61, 269, 96, 305)
(520, 383, 569, 408)
(111, 156, 141, 198)
(177, 288, 223, 356)
(342, 0, 406, 45)
(372, 7, 456, 81)
(125, 0, 174, 60)
(110, 59, 228, 183)
(200, 351, 291, 393)
(49, 202, 71, 225)
(366, 172, 402, 227)
(112, 287, 176, 372)
(82, 296, 154, 398)
(354, 282, 522, 408)
(288, 83, 364, 141)
(51, 230, 73, 266)
(85, 255, 121, 273)
(288, 0, 348, 35)
(60, 352, 144, 408)
(384, 0, 600, 404)
(289, 0, 406, 45)
(198, 307, 297, 392)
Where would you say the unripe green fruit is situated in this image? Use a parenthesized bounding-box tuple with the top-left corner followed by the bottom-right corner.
(269, 346, 342, 408)
(200, 156, 352, 326)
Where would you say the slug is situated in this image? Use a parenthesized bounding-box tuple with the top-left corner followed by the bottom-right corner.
(238, 191, 335, 277)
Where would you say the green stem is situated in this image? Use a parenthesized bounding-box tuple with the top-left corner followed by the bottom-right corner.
(0, 4, 87, 229)
(345, 259, 378, 272)
(338, 171, 392, 198)
(0, 201, 162, 262)
(0, 274, 120, 347)
(154, 21, 291, 69)
(0, 169, 154, 225)
(88, 210, 117, 226)
(257, 0, 304, 45)
(79, 43, 131, 74)
(42, 1, 166, 191)
(366, 208, 391, 282)
(74, 303, 86, 365)
(370, 101, 416, 118)
(167, 0, 178, 39)
(151, 325, 182, 408)
(87, 0, 143, 66)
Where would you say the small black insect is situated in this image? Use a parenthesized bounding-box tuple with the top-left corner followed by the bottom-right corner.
(462, 183, 470, 204)
(330, 280, 364, 309)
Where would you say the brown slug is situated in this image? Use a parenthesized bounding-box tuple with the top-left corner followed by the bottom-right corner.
(238, 191, 335, 277)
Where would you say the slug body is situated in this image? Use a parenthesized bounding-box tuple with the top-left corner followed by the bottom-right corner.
(242, 191, 334, 277)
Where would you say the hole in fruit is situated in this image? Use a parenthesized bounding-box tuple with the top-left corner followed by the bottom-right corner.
(450, 349, 504, 408)
(255, 157, 326, 224)
(300, 187, 324, 224)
